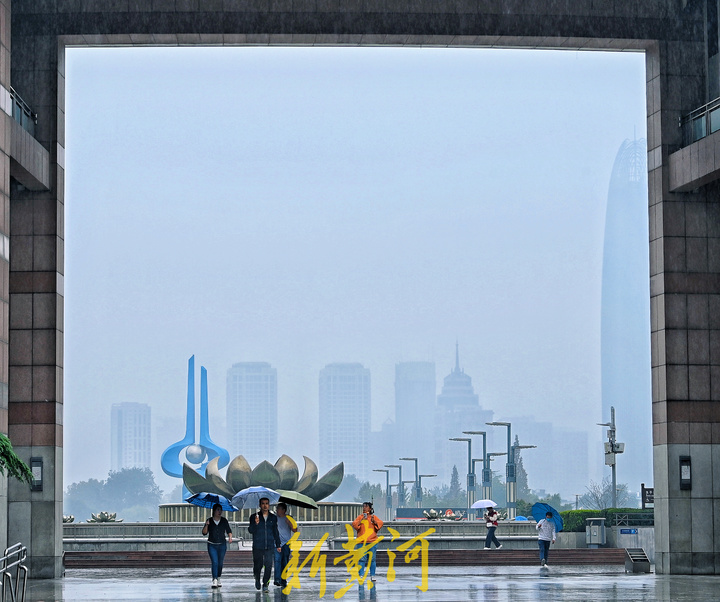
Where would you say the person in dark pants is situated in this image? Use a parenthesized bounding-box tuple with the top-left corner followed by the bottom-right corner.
(482, 507, 502, 550)
(274, 502, 298, 587)
(536, 511, 556, 566)
(248, 497, 281, 592)
(201, 503, 233, 589)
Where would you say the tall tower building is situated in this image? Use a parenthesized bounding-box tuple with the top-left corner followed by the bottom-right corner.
(226, 362, 277, 466)
(600, 138, 651, 489)
(110, 402, 151, 472)
(319, 363, 370, 480)
(394, 362, 436, 462)
(435, 344, 493, 482)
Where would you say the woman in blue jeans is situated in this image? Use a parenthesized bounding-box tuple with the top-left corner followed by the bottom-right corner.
(202, 503, 233, 588)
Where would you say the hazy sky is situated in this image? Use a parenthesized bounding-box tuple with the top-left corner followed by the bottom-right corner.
(64, 46, 647, 493)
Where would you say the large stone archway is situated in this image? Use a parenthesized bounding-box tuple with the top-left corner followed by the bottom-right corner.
(1, 1, 714, 576)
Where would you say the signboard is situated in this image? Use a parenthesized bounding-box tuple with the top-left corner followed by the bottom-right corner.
(620, 528, 638, 534)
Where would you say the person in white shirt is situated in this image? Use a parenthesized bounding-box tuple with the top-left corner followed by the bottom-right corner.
(536, 511, 556, 566)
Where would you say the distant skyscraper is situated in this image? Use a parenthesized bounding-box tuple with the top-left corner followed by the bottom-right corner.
(226, 362, 277, 466)
(435, 345, 493, 482)
(319, 363, 370, 480)
(110, 402, 151, 472)
(394, 362, 436, 461)
(601, 138, 652, 489)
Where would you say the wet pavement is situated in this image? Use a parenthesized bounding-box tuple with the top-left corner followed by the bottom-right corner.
(19, 565, 720, 601)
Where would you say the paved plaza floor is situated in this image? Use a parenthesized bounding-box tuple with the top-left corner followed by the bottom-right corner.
(18, 565, 720, 601)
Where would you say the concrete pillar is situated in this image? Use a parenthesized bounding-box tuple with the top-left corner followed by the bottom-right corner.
(648, 37, 720, 574)
(0, 0, 11, 559)
(7, 25, 64, 578)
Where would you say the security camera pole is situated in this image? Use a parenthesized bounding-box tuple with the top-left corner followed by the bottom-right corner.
(598, 406, 624, 508)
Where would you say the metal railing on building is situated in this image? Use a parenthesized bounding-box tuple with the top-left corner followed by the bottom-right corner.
(9, 88, 36, 138)
(613, 512, 654, 527)
(680, 96, 720, 146)
(1, 543, 28, 602)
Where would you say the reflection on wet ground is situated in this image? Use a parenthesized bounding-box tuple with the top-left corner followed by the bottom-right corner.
(22, 565, 716, 601)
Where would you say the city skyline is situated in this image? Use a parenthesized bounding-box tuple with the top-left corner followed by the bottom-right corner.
(64, 46, 648, 498)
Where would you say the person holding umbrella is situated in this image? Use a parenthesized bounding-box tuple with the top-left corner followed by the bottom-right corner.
(536, 510, 556, 566)
(201, 502, 233, 589)
(482, 507, 502, 550)
(248, 497, 282, 592)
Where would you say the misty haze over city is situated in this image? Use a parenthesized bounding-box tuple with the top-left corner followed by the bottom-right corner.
(63, 46, 649, 503)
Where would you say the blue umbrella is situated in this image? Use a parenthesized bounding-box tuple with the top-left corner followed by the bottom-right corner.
(531, 502, 563, 532)
(231, 486, 281, 510)
(514, 515, 528, 521)
(186, 492, 238, 513)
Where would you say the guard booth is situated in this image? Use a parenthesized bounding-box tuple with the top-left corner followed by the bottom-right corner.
(586, 518, 607, 548)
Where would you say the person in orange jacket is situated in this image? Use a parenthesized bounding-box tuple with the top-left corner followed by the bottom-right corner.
(351, 501, 384, 582)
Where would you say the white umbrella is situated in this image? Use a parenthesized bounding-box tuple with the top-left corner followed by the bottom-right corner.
(231, 486, 281, 510)
(471, 499, 497, 509)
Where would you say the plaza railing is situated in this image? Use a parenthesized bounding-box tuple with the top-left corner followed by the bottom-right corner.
(1, 543, 28, 602)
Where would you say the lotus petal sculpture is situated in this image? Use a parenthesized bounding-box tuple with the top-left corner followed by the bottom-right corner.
(182, 454, 344, 503)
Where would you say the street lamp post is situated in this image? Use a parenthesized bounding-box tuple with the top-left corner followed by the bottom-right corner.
(449, 437, 473, 516)
(511, 443, 536, 505)
(399, 457, 420, 508)
(487, 452, 507, 506)
(385, 464, 404, 509)
(463, 431, 488, 504)
(418, 474, 436, 507)
(598, 406, 624, 508)
(373, 468, 392, 521)
(487, 421, 518, 519)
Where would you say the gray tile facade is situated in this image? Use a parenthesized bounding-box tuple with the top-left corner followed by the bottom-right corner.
(2, 0, 716, 576)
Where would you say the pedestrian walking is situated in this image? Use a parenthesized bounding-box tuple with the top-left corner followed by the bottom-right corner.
(201, 503, 233, 588)
(274, 502, 298, 588)
(482, 508, 502, 550)
(536, 511, 556, 566)
(248, 497, 282, 592)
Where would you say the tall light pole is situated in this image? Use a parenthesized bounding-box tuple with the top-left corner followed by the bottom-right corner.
(487, 421, 517, 518)
(511, 443, 536, 503)
(487, 452, 507, 506)
(418, 474, 436, 506)
(598, 406, 624, 508)
(399, 457, 420, 508)
(449, 437, 473, 514)
(463, 431, 488, 504)
(385, 464, 404, 508)
(373, 468, 392, 521)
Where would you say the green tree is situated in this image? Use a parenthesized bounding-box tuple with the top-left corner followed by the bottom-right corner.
(443, 465, 465, 507)
(104, 468, 162, 511)
(162, 483, 183, 504)
(579, 477, 630, 510)
(64, 478, 106, 520)
(327, 474, 363, 502)
(514, 435, 531, 501)
(0, 434, 32, 483)
(491, 472, 506, 507)
(355, 481, 383, 504)
(64, 468, 163, 522)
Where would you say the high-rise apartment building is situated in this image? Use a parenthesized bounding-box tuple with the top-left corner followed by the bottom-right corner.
(110, 402, 151, 472)
(319, 363, 370, 480)
(394, 361, 436, 462)
(226, 362, 277, 466)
